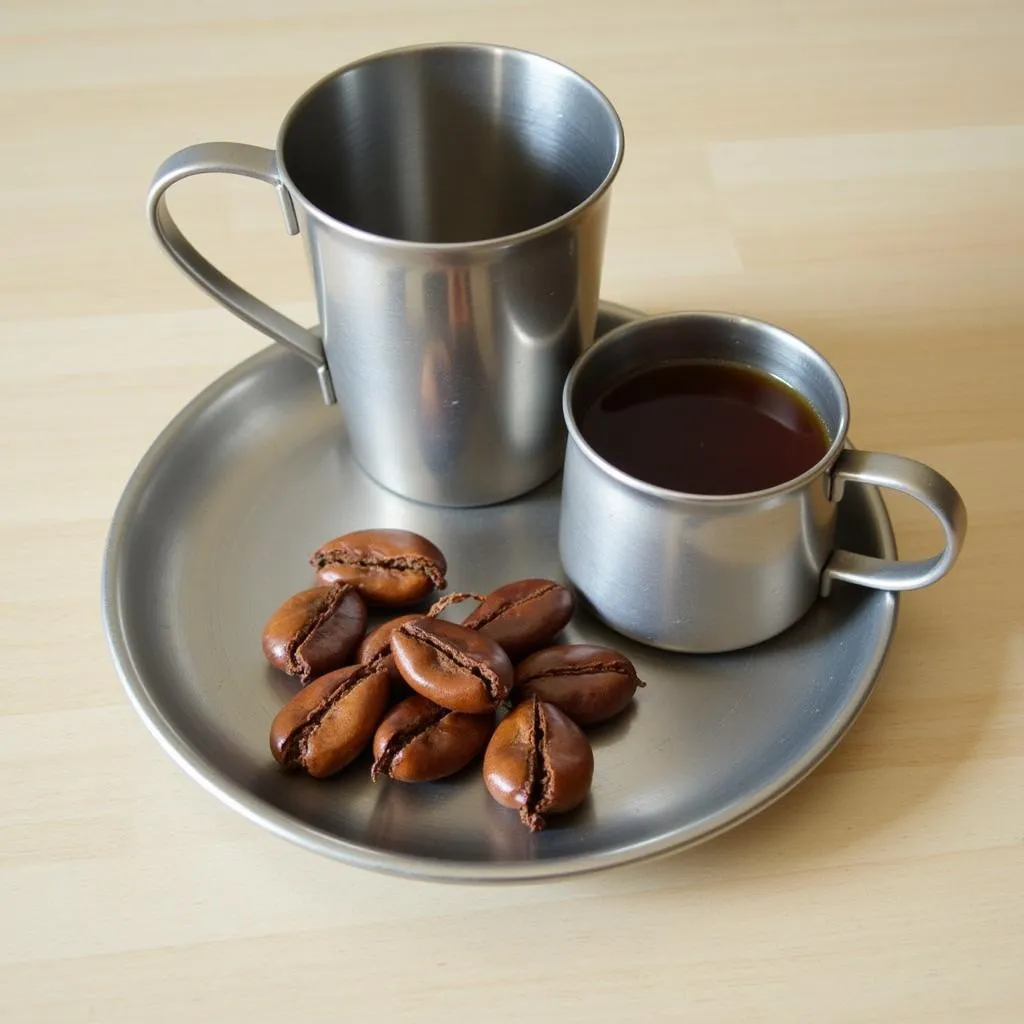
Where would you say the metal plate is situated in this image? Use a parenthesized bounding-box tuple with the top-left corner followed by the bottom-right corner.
(103, 303, 898, 882)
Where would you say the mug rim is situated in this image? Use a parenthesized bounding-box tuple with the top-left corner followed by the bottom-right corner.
(274, 41, 625, 252)
(562, 311, 852, 505)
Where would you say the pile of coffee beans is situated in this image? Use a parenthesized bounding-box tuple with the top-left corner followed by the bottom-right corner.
(261, 528, 643, 831)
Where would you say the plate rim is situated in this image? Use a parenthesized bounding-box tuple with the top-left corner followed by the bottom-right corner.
(101, 301, 898, 883)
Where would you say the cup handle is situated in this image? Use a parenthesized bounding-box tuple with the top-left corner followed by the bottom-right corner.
(146, 142, 336, 405)
(820, 449, 967, 596)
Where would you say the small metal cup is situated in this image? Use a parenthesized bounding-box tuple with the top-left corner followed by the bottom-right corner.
(147, 43, 623, 507)
(559, 312, 968, 652)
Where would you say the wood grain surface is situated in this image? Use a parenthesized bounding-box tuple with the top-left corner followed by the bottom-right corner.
(1, 1, 1021, 1020)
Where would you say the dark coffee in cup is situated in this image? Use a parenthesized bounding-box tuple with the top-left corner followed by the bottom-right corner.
(577, 361, 829, 495)
(560, 311, 966, 652)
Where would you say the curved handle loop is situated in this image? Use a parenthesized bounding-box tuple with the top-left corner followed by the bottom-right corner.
(146, 142, 335, 404)
(821, 449, 967, 596)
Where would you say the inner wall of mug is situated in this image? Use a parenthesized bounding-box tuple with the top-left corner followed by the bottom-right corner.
(569, 314, 848, 449)
(280, 46, 622, 243)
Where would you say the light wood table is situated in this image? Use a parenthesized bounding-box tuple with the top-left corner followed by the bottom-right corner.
(2, 1, 1021, 1020)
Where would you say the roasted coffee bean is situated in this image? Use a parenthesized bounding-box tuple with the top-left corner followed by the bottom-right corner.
(357, 595, 481, 691)
(461, 579, 575, 660)
(513, 644, 643, 726)
(483, 696, 593, 831)
(311, 529, 447, 606)
(261, 584, 367, 682)
(358, 613, 422, 683)
(391, 618, 513, 714)
(270, 663, 390, 778)
(370, 695, 494, 783)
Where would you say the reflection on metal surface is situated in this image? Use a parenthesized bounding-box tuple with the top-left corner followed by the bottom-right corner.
(103, 303, 898, 882)
(560, 311, 960, 652)
(147, 44, 623, 506)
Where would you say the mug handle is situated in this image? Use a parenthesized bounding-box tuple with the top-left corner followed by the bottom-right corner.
(821, 449, 967, 596)
(146, 142, 336, 405)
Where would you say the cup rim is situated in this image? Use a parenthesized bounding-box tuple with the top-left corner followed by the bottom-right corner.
(562, 311, 851, 505)
(274, 42, 625, 252)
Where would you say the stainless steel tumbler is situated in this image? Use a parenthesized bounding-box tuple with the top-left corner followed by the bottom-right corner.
(147, 43, 624, 506)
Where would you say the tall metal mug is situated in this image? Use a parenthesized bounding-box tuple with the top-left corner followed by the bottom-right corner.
(147, 43, 624, 507)
(559, 313, 968, 652)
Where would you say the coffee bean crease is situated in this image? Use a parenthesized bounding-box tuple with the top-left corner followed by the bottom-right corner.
(370, 705, 450, 781)
(401, 621, 504, 702)
(314, 551, 446, 587)
(468, 581, 560, 629)
(279, 663, 375, 768)
(288, 584, 351, 677)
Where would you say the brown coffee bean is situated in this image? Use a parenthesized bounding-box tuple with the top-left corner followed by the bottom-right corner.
(261, 584, 367, 682)
(370, 695, 494, 783)
(391, 618, 513, 714)
(461, 579, 575, 660)
(357, 613, 422, 682)
(270, 663, 390, 778)
(311, 529, 447, 606)
(513, 644, 643, 726)
(483, 697, 593, 831)
(356, 594, 482, 693)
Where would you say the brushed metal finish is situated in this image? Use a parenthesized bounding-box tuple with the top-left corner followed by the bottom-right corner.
(560, 312, 965, 652)
(146, 43, 624, 507)
(147, 142, 336, 405)
(103, 304, 899, 882)
(822, 449, 967, 594)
